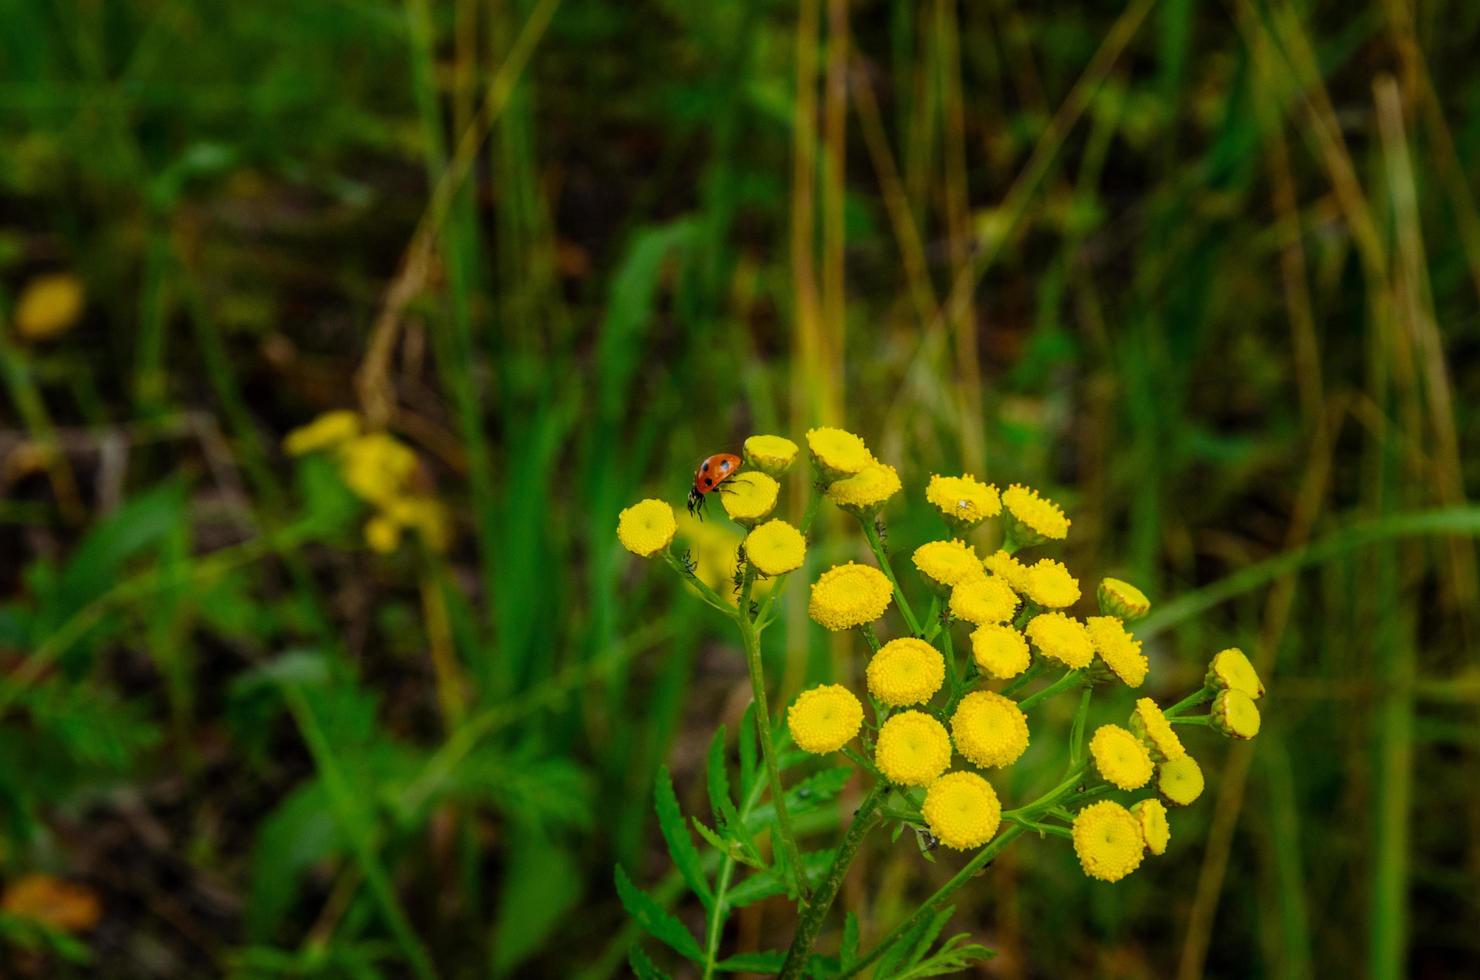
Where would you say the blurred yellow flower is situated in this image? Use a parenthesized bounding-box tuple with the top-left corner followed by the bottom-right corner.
(922, 772, 1001, 850)
(746, 519, 806, 575)
(1025, 612, 1094, 669)
(1098, 577, 1150, 621)
(1157, 754, 1204, 806)
(1089, 724, 1154, 790)
(806, 427, 873, 481)
(912, 539, 983, 593)
(875, 710, 952, 786)
(808, 562, 892, 631)
(1, 873, 100, 933)
(951, 691, 1029, 769)
(389, 496, 452, 553)
(617, 499, 678, 558)
(284, 410, 361, 457)
(340, 433, 417, 508)
(13, 273, 84, 340)
(1132, 798, 1170, 855)
(1207, 647, 1264, 700)
(969, 623, 1031, 679)
(949, 576, 1019, 626)
(1002, 484, 1070, 544)
(721, 471, 779, 526)
(866, 638, 944, 707)
(1086, 615, 1148, 688)
(1072, 801, 1145, 882)
(1023, 558, 1080, 608)
(364, 513, 402, 554)
(924, 474, 1001, 532)
(1130, 697, 1186, 761)
(1212, 689, 1261, 739)
(826, 462, 901, 517)
(743, 434, 798, 476)
(787, 684, 863, 754)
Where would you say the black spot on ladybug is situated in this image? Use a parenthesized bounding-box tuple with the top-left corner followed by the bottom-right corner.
(702, 461, 710, 472)
(720, 460, 731, 471)
(701, 477, 712, 489)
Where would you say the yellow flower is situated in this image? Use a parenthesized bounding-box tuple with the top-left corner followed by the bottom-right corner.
(875, 711, 952, 786)
(1025, 612, 1094, 669)
(1072, 801, 1145, 882)
(950, 691, 1029, 769)
(983, 550, 1031, 593)
(924, 474, 1001, 532)
(866, 638, 945, 707)
(970, 624, 1031, 679)
(1132, 799, 1170, 856)
(617, 499, 679, 558)
(720, 471, 779, 527)
(1157, 754, 1204, 806)
(13, 273, 84, 340)
(787, 685, 864, 754)
(1211, 690, 1261, 739)
(1002, 484, 1070, 545)
(1088, 724, 1154, 790)
(364, 514, 402, 554)
(1098, 577, 1150, 621)
(284, 410, 362, 457)
(922, 772, 1001, 850)
(912, 539, 984, 594)
(1207, 647, 1264, 700)
(746, 519, 806, 575)
(808, 562, 893, 631)
(1130, 697, 1186, 761)
(677, 515, 773, 606)
(743, 434, 799, 477)
(340, 433, 418, 507)
(1085, 616, 1148, 688)
(388, 496, 452, 553)
(826, 462, 901, 518)
(806, 427, 874, 481)
(1023, 558, 1081, 609)
(949, 577, 1019, 626)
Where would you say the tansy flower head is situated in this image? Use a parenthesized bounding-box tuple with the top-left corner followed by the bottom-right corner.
(875, 711, 952, 786)
(1098, 577, 1150, 621)
(1002, 484, 1070, 545)
(13, 273, 84, 340)
(1024, 558, 1081, 609)
(809, 562, 893, 631)
(983, 550, 1031, 593)
(949, 576, 1019, 626)
(364, 514, 401, 554)
(1130, 697, 1186, 761)
(922, 772, 1001, 850)
(341, 433, 418, 507)
(1086, 616, 1148, 688)
(720, 471, 779, 527)
(912, 539, 984, 594)
(1157, 754, 1204, 806)
(925, 474, 1001, 533)
(806, 427, 873, 482)
(1025, 612, 1094, 669)
(746, 519, 806, 575)
(618, 499, 679, 557)
(388, 496, 452, 553)
(1089, 724, 1154, 790)
(866, 638, 945, 707)
(743, 434, 798, 477)
(950, 691, 1029, 769)
(1207, 647, 1264, 700)
(970, 624, 1031, 679)
(787, 685, 863, 754)
(1132, 799, 1170, 855)
(284, 410, 362, 457)
(826, 462, 901, 518)
(1211, 690, 1261, 739)
(1072, 801, 1146, 882)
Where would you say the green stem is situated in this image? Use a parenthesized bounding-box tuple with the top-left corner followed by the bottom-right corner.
(1005, 815, 1072, 839)
(858, 623, 881, 652)
(1165, 684, 1214, 717)
(1001, 658, 1044, 698)
(778, 783, 887, 979)
(666, 548, 739, 618)
(1170, 714, 1212, 727)
(1067, 687, 1093, 767)
(940, 618, 958, 703)
(701, 771, 769, 980)
(1018, 668, 1085, 711)
(860, 518, 922, 636)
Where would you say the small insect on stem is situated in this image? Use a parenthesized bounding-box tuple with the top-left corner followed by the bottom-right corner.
(678, 549, 698, 576)
(874, 517, 888, 546)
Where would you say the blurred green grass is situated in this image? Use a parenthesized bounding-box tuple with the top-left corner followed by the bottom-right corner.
(1, 0, 1479, 976)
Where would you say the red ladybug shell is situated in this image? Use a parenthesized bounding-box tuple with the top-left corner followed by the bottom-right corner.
(693, 453, 742, 494)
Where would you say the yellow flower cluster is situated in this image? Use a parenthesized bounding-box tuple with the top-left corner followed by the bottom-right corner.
(618, 499, 678, 558)
(1212, 690, 1261, 739)
(1025, 612, 1094, 669)
(1088, 724, 1154, 790)
(922, 772, 1001, 850)
(1158, 754, 1204, 806)
(745, 519, 806, 576)
(809, 562, 893, 631)
(951, 691, 1029, 769)
(1072, 801, 1145, 882)
(969, 624, 1031, 679)
(721, 471, 779, 527)
(875, 711, 952, 786)
(1023, 558, 1080, 608)
(1085, 616, 1148, 688)
(983, 550, 1031, 592)
(912, 539, 983, 593)
(12, 273, 84, 341)
(1130, 697, 1186, 761)
(788, 685, 863, 754)
(826, 462, 901, 517)
(1207, 647, 1264, 699)
(866, 638, 945, 707)
(1098, 577, 1150, 620)
(806, 427, 874, 481)
(1002, 484, 1070, 544)
(925, 474, 1000, 532)
(743, 434, 798, 477)
(949, 576, 1019, 626)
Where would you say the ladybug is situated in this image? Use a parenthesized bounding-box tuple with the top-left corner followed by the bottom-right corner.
(687, 453, 742, 520)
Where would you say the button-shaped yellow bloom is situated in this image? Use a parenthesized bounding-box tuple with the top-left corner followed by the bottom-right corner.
(1089, 724, 1154, 790)
(1072, 801, 1145, 882)
(826, 462, 901, 518)
(284, 410, 362, 457)
(743, 434, 799, 477)
(787, 684, 863, 754)
(950, 691, 1029, 769)
(969, 624, 1031, 679)
(720, 471, 779, 527)
(1023, 558, 1080, 609)
(808, 562, 893, 631)
(1131, 799, 1170, 855)
(924, 474, 1001, 532)
(617, 499, 679, 558)
(1098, 577, 1150, 621)
(875, 711, 952, 786)
(745, 519, 806, 575)
(912, 539, 984, 594)
(866, 638, 945, 707)
(1002, 484, 1070, 545)
(1025, 612, 1094, 669)
(949, 576, 1019, 626)
(1130, 697, 1186, 761)
(388, 496, 452, 553)
(922, 772, 1001, 850)
(1086, 615, 1148, 688)
(1207, 647, 1264, 700)
(1211, 689, 1261, 739)
(805, 427, 873, 481)
(364, 514, 402, 554)
(340, 433, 418, 507)
(13, 273, 84, 340)
(983, 550, 1032, 593)
(1157, 754, 1204, 806)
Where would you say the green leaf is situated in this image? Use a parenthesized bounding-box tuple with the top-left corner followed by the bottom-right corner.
(727, 849, 836, 909)
(706, 726, 741, 831)
(613, 865, 704, 963)
(247, 779, 341, 941)
(491, 826, 583, 976)
(654, 766, 713, 909)
(842, 912, 860, 962)
(715, 949, 786, 973)
(738, 703, 758, 795)
(628, 944, 670, 980)
(747, 766, 852, 828)
(692, 817, 764, 869)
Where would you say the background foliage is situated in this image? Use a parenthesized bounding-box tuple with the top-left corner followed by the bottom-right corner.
(1, 0, 1478, 976)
